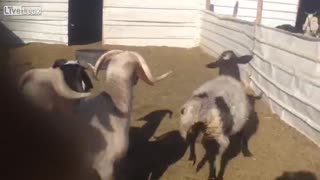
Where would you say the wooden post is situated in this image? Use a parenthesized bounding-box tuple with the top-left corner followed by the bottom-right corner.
(233, 1, 239, 17)
(256, 0, 263, 24)
(206, 0, 211, 10)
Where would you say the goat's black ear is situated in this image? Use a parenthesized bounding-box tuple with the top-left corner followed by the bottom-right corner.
(80, 69, 93, 91)
(52, 59, 68, 68)
(237, 55, 253, 64)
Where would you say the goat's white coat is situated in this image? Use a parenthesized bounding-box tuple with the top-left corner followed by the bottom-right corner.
(19, 50, 172, 180)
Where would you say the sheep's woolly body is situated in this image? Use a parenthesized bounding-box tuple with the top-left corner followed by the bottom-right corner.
(204, 109, 223, 138)
(192, 75, 250, 136)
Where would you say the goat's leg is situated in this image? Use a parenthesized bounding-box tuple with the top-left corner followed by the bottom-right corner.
(94, 152, 115, 180)
(214, 135, 229, 178)
(96, 163, 114, 180)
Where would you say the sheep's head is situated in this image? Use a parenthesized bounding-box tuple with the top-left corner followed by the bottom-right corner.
(179, 93, 208, 140)
(93, 50, 173, 86)
(206, 50, 253, 81)
(206, 50, 253, 68)
(179, 93, 234, 140)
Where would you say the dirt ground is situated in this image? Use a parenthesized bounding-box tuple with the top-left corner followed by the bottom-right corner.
(4, 42, 320, 180)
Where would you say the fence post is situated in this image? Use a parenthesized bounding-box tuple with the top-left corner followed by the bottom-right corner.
(256, 0, 263, 24)
(206, 0, 210, 10)
(233, 1, 239, 17)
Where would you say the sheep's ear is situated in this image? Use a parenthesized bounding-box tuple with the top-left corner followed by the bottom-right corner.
(206, 61, 221, 68)
(237, 55, 253, 64)
(194, 92, 208, 99)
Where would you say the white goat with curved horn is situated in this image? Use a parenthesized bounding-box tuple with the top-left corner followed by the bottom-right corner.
(78, 50, 172, 180)
(19, 50, 172, 180)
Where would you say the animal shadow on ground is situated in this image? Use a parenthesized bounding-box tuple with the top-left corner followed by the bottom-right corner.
(117, 110, 189, 180)
(194, 93, 261, 180)
(128, 109, 173, 148)
(275, 171, 317, 180)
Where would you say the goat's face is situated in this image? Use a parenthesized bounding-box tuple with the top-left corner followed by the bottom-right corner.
(52, 59, 93, 92)
(103, 55, 139, 85)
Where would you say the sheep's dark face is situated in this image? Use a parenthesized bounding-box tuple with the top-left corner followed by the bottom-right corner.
(206, 50, 253, 81)
(220, 50, 237, 61)
(52, 59, 93, 93)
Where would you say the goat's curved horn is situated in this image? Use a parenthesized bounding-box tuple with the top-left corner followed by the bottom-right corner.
(50, 68, 91, 99)
(94, 50, 124, 78)
(129, 51, 173, 86)
(19, 68, 91, 100)
(18, 69, 34, 88)
(77, 60, 97, 80)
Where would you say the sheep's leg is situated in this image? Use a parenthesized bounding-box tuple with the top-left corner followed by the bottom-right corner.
(239, 131, 253, 158)
(214, 135, 229, 177)
(188, 136, 197, 165)
(188, 129, 204, 165)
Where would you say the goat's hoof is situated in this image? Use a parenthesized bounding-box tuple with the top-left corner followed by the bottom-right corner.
(187, 160, 196, 167)
(188, 156, 196, 166)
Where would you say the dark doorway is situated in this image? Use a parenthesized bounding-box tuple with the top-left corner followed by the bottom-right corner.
(68, 0, 103, 45)
(296, 0, 320, 31)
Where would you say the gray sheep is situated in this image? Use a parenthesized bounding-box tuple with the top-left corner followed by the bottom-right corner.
(179, 75, 251, 179)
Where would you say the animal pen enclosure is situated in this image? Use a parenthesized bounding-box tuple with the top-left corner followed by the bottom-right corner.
(0, 0, 319, 148)
(104, 0, 320, 147)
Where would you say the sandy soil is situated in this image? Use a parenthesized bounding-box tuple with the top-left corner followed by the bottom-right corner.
(4, 42, 320, 180)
